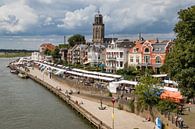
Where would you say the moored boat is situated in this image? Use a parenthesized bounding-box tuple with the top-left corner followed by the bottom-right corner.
(18, 73, 28, 79)
(10, 69, 18, 74)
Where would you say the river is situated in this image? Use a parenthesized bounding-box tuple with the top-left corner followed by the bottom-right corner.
(0, 58, 92, 129)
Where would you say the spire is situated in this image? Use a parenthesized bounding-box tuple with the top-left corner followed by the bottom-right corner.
(97, 9, 100, 14)
(156, 37, 159, 43)
(138, 32, 142, 40)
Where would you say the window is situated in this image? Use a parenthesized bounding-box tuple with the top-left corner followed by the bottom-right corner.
(120, 61, 123, 67)
(136, 56, 139, 63)
(144, 48, 150, 53)
(144, 56, 150, 63)
(133, 48, 139, 53)
(156, 56, 161, 64)
(120, 52, 123, 58)
(98, 55, 100, 59)
(130, 56, 133, 62)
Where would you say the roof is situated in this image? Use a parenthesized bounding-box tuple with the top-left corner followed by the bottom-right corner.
(152, 43, 167, 53)
(40, 43, 56, 51)
(129, 41, 143, 53)
(116, 39, 135, 48)
(113, 80, 138, 85)
(160, 90, 183, 103)
(72, 68, 122, 78)
(152, 74, 167, 78)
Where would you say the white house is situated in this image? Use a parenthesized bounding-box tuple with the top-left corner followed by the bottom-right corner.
(105, 39, 134, 73)
(31, 52, 42, 61)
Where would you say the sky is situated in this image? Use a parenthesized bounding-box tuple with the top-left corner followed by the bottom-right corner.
(0, 0, 194, 37)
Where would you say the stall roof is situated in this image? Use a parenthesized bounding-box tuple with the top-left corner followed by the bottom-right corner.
(72, 68, 122, 78)
(35, 62, 115, 81)
(66, 70, 115, 81)
(152, 74, 167, 78)
(112, 80, 138, 85)
(163, 80, 178, 86)
(163, 86, 178, 92)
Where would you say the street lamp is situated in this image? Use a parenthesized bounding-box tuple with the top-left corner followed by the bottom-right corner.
(111, 97, 115, 129)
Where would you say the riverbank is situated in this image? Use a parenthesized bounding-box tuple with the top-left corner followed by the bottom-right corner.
(0, 52, 31, 58)
(24, 66, 154, 129)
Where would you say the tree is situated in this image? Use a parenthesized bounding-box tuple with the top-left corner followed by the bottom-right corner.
(51, 47, 61, 63)
(58, 44, 70, 49)
(135, 75, 160, 119)
(68, 34, 85, 47)
(116, 66, 140, 80)
(162, 6, 195, 100)
(44, 48, 52, 55)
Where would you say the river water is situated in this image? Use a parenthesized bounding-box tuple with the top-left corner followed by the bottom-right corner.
(0, 58, 92, 129)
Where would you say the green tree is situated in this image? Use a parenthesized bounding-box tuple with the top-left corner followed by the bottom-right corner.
(116, 66, 140, 80)
(162, 6, 195, 100)
(44, 48, 52, 55)
(58, 44, 70, 49)
(135, 75, 160, 119)
(51, 47, 61, 63)
(68, 34, 85, 47)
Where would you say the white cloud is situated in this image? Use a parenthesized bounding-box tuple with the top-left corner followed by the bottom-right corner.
(0, 0, 195, 35)
(58, 5, 96, 29)
(59, 0, 195, 33)
(0, 0, 38, 33)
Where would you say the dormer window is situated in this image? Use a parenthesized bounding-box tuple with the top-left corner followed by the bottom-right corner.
(133, 48, 139, 53)
(144, 48, 150, 53)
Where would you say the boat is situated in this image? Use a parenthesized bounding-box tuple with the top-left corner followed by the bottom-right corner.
(18, 73, 28, 79)
(10, 69, 18, 74)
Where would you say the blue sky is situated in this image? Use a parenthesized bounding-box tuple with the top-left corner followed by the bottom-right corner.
(0, 0, 194, 36)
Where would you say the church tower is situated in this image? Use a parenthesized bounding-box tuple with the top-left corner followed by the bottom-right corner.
(92, 10, 104, 44)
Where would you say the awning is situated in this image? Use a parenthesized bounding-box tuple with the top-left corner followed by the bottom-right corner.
(160, 90, 183, 103)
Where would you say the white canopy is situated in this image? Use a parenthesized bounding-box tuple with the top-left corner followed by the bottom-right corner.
(152, 74, 167, 78)
(36, 62, 115, 81)
(163, 80, 178, 86)
(72, 68, 122, 79)
(163, 86, 178, 92)
(107, 82, 119, 93)
(116, 80, 138, 85)
(107, 80, 138, 93)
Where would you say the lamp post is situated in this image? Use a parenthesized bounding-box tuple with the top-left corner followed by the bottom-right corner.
(111, 97, 115, 129)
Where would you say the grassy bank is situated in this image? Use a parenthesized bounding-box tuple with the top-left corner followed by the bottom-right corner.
(0, 52, 31, 58)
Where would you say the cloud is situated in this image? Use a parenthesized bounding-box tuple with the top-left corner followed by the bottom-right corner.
(0, 0, 195, 36)
(58, 0, 195, 34)
(58, 5, 96, 29)
(0, 0, 38, 33)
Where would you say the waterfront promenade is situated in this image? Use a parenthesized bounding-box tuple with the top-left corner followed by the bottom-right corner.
(29, 68, 155, 129)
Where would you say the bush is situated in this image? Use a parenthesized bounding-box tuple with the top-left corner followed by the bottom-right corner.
(157, 100, 177, 113)
(108, 92, 112, 97)
(118, 103, 123, 110)
(128, 100, 135, 113)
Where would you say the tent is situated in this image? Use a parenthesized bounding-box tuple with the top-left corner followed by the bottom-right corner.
(107, 82, 119, 93)
(160, 90, 183, 103)
(107, 80, 138, 93)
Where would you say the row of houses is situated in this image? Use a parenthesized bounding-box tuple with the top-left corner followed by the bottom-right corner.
(59, 38, 173, 74)
(31, 11, 173, 74)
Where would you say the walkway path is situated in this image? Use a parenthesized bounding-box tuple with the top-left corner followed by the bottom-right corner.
(183, 104, 195, 129)
(30, 68, 155, 129)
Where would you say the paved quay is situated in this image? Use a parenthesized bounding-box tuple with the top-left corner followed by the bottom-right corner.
(30, 68, 155, 129)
